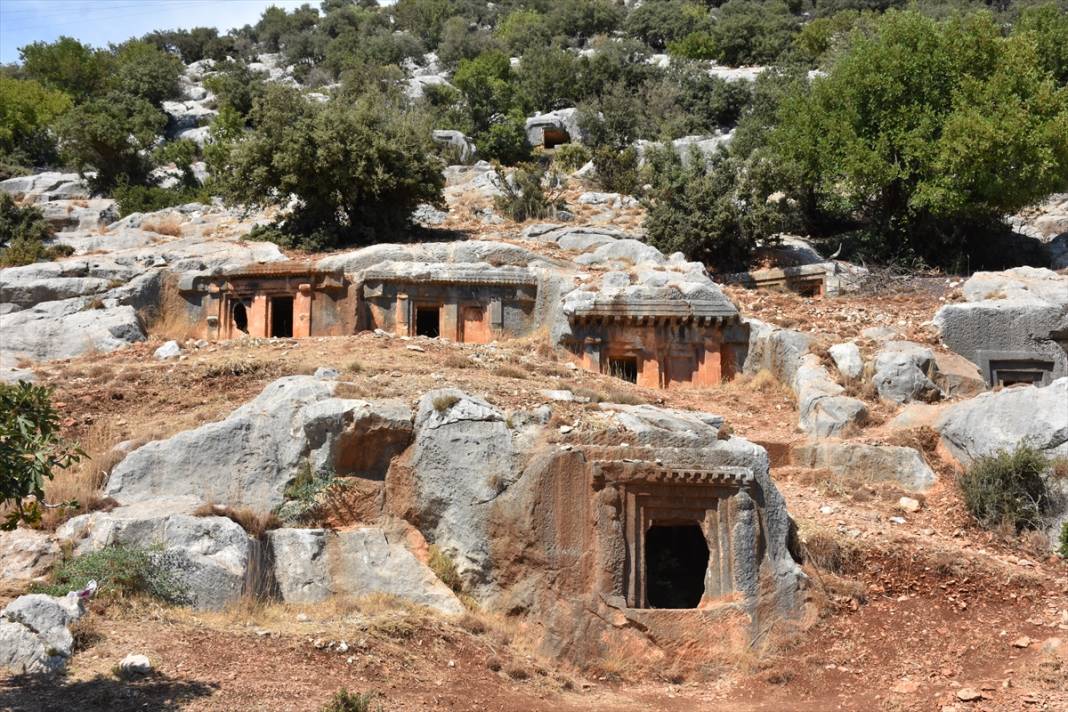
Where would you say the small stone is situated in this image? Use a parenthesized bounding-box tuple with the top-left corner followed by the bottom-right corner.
(296, 613, 309, 622)
(1011, 636, 1031, 648)
(898, 496, 921, 513)
(313, 367, 339, 379)
(890, 516, 907, 525)
(119, 653, 152, 676)
(313, 638, 327, 649)
(956, 688, 982, 702)
(337, 641, 349, 653)
(448, 659, 455, 668)
(406, 344, 425, 352)
(820, 506, 835, 515)
(558, 425, 574, 434)
(154, 340, 181, 360)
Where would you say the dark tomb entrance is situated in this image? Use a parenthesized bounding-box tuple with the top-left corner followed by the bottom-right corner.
(271, 296, 294, 338)
(416, 306, 441, 338)
(608, 356, 638, 383)
(645, 523, 709, 609)
(232, 302, 248, 333)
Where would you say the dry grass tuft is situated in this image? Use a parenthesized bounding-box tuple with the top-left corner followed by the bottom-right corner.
(802, 530, 860, 575)
(432, 394, 460, 412)
(193, 502, 281, 538)
(42, 421, 127, 529)
(491, 365, 527, 380)
(443, 354, 472, 369)
(141, 214, 183, 237)
(143, 276, 198, 341)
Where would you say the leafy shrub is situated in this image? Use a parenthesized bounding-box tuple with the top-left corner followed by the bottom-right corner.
(0, 194, 73, 267)
(554, 143, 591, 172)
(0, 77, 71, 169)
(113, 184, 208, 218)
(0, 382, 83, 530)
(34, 545, 187, 604)
(959, 445, 1053, 532)
(1059, 521, 1068, 559)
(491, 163, 565, 222)
(321, 689, 382, 712)
(591, 146, 640, 195)
(475, 113, 531, 165)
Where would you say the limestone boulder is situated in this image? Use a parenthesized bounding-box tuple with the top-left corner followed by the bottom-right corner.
(268, 527, 463, 614)
(406, 389, 520, 598)
(525, 108, 582, 147)
(794, 356, 867, 438)
(828, 341, 864, 380)
(0, 172, 88, 202)
(1, 304, 146, 361)
(0, 529, 61, 583)
(873, 341, 941, 404)
(105, 375, 413, 511)
(0, 593, 86, 675)
(936, 377, 1068, 465)
(56, 497, 249, 610)
(432, 129, 477, 163)
(792, 442, 937, 491)
(600, 403, 724, 445)
(934, 268, 1068, 384)
(931, 352, 985, 398)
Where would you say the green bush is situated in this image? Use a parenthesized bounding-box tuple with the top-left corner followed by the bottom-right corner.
(0, 194, 73, 268)
(474, 113, 531, 165)
(0, 382, 83, 530)
(492, 163, 564, 222)
(321, 689, 382, 712)
(591, 146, 640, 195)
(0, 77, 71, 169)
(113, 184, 209, 218)
(554, 143, 592, 173)
(1059, 521, 1068, 559)
(959, 445, 1053, 532)
(34, 545, 187, 603)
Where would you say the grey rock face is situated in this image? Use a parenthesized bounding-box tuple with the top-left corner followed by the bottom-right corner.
(793, 442, 937, 491)
(525, 108, 582, 146)
(1, 304, 146, 361)
(0, 529, 61, 583)
(873, 341, 941, 404)
(409, 389, 519, 598)
(937, 377, 1068, 465)
(432, 129, 477, 163)
(105, 376, 413, 511)
(829, 341, 864, 380)
(268, 527, 463, 614)
(56, 497, 249, 610)
(600, 403, 724, 445)
(934, 268, 1068, 384)
(0, 593, 85, 674)
(0, 172, 88, 202)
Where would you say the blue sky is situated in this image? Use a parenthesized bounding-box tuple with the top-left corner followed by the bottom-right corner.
(0, 0, 314, 63)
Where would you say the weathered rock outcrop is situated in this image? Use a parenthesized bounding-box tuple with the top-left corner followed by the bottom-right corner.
(268, 527, 463, 614)
(525, 108, 583, 147)
(936, 378, 1068, 465)
(105, 375, 413, 512)
(403, 389, 523, 598)
(0, 593, 87, 675)
(744, 321, 867, 437)
(792, 442, 937, 491)
(934, 268, 1068, 385)
(0, 529, 61, 583)
(57, 497, 249, 610)
(873, 341, 941, 404)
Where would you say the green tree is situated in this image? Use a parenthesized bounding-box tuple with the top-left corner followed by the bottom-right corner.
(1016, 2, 1068, 84)
(475, 112, 531, 164)
(452, 50, 517, 133)
(706, 0, 800, 66)
(19, 36, 110, 102)
(56, 92, 166, 192)
(769, 10, 1068, 260)
(495, 9, 550, 56)
(111, 40, 184, 107)
(0, 77, 72, 167)
(393, 0, 451, 47)
(0, 382, 83, 530)
(216, 86, 445, 248)
(515, 45, 581, 112)
(625, 1, 709, 51)
(546, 0, 625, 43)
(643, 147, 795, 272)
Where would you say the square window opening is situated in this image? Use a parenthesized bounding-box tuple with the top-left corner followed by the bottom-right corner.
(415, 306, 441, 338)
(608, 356, 638, 383)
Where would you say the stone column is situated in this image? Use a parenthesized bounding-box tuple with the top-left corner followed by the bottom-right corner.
(250, 294, 269, 338)
(294, 284, 312, 338)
